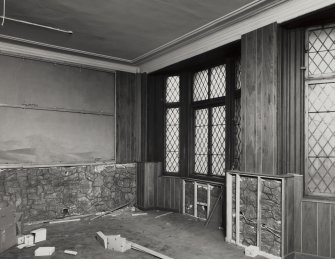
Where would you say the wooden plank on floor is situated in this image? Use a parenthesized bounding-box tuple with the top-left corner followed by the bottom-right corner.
(301, 201, 317, 255)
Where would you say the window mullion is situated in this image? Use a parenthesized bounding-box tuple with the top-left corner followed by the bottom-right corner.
(208, 107, 213, 176)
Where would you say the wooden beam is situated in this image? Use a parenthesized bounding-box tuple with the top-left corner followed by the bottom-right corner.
(226, 173, 232, 241)
(130, 242, 174, 259)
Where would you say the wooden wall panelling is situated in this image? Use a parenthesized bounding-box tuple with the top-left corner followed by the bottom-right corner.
(263, 24, 278, 174)
(279, 28, 305, 175)
(256, 28, 263, 175)
(146, 163, 156, 208)
(301, 202, 317, 254)
(293, 176, 303, 253)
(242, 29, 257, 173)
(241, 23, 278, 175)
(116, 71, 142, 163)
(331, 204, 335, 258)
(146, 75, 165, 162)
(136, 163, 144, 208)
(317, 203, 331, 257)
(284, 176, 294, 256)
(136, 162, 161, 210)
(141, 73, 148, 162)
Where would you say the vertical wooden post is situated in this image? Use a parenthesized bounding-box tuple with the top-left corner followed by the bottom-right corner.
(226, 173, 232, 242)
(194, 182, 198, 218)
(257, 176, 262, 248)
(281, 178, 285, 257)
(182, 180, 185, 214)
(207, 183, 211, 219)
(236, 174, 241, 245)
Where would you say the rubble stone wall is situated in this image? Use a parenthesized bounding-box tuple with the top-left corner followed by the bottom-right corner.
(0, 163, 136, 222)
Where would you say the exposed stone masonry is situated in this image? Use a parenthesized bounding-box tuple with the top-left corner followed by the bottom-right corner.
(0, 164, 136, 222)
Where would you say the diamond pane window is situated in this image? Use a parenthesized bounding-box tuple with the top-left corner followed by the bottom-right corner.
(194, 109, 208, 174)
(308, 26, 335, 76)
(193, 65, 226, 102)
(211, 106, 226, 176)
(166, 76, 180, 103)
(236, 61, 242, 90)
(307, 82, 335, 195)
(193, 70, 208, 101)
(210, 65, 226, 98)
(164, 75, 180, 174)
(233, 100, 242, 170)
(165, 108, 180, 173)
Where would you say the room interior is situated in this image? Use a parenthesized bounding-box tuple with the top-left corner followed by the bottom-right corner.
(0, 0, 335, 258)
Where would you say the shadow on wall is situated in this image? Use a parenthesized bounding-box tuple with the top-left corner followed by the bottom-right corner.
(0, 164, 136, 222)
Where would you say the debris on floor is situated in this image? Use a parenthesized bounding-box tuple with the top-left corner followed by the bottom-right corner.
(95, 231, 174, 259)
(95, 231, 107, 249)
(31, 228, 47, 243)
(34, 246, 55, 256)
(17, 235, 25, 245)
(49, 218, 81, 224)
(155, 212, 173, 219)
(16, 227, 47, 249)
(25, 217, 81, 226)
(106, 235, 131, 252)
(130, 241, 174, 259)
(90, 201, 132, 221)
(64, 249, 78, 255)
(24, 234, 34, 246)
(131, 212, 148, 217)
(245, 245, 259, 257)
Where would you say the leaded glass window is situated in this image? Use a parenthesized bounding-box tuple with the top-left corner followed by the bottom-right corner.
(233, 60, 242, 170)
(306, 24, 335, 196)
(192, 65, 226, 177)
(165, 76, 180, 173)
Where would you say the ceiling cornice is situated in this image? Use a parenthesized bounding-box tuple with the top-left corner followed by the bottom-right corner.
(0, 36, 139, 73)
(140, 0, 335, 73)
(132, 0, 287, 64)
(0, 0, 333, 73)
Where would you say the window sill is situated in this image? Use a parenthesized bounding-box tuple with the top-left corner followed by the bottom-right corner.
(302, 195, 335, 204)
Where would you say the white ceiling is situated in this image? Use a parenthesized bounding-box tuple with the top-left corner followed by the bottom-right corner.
(0, 0, 255, 62)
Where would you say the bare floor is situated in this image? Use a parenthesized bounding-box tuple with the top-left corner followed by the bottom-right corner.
(1, 210, 265, 259)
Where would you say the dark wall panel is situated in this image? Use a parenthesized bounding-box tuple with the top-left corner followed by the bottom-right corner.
(0, 55, 115, 113)
(318, 203, 331, 257)
(278, 28, 305, 175)
(115, 71, 142, 163)
(241, 23, 278, 175)
(0, 108, 114, 164)
(136, 162, 182, 213)
(0, 55, 115, 165)
(301, 202, 317, 254)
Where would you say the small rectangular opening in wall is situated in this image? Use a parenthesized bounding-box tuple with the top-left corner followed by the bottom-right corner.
(183, 180, 223, 223)
(197, 184, 208, 220)
(184, 181, 194, 216)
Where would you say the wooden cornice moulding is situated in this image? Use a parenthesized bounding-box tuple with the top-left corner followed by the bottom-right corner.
(0, 38, 140, 73)
(139, 0, 335, 73)
(0, 0, 333, 74)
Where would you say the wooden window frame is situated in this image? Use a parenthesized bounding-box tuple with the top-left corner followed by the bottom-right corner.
(304, 24, 335, 198)
(187, 60, 237, 182)
(160, 58, 240, 182)
(163, 74, 182, 176)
